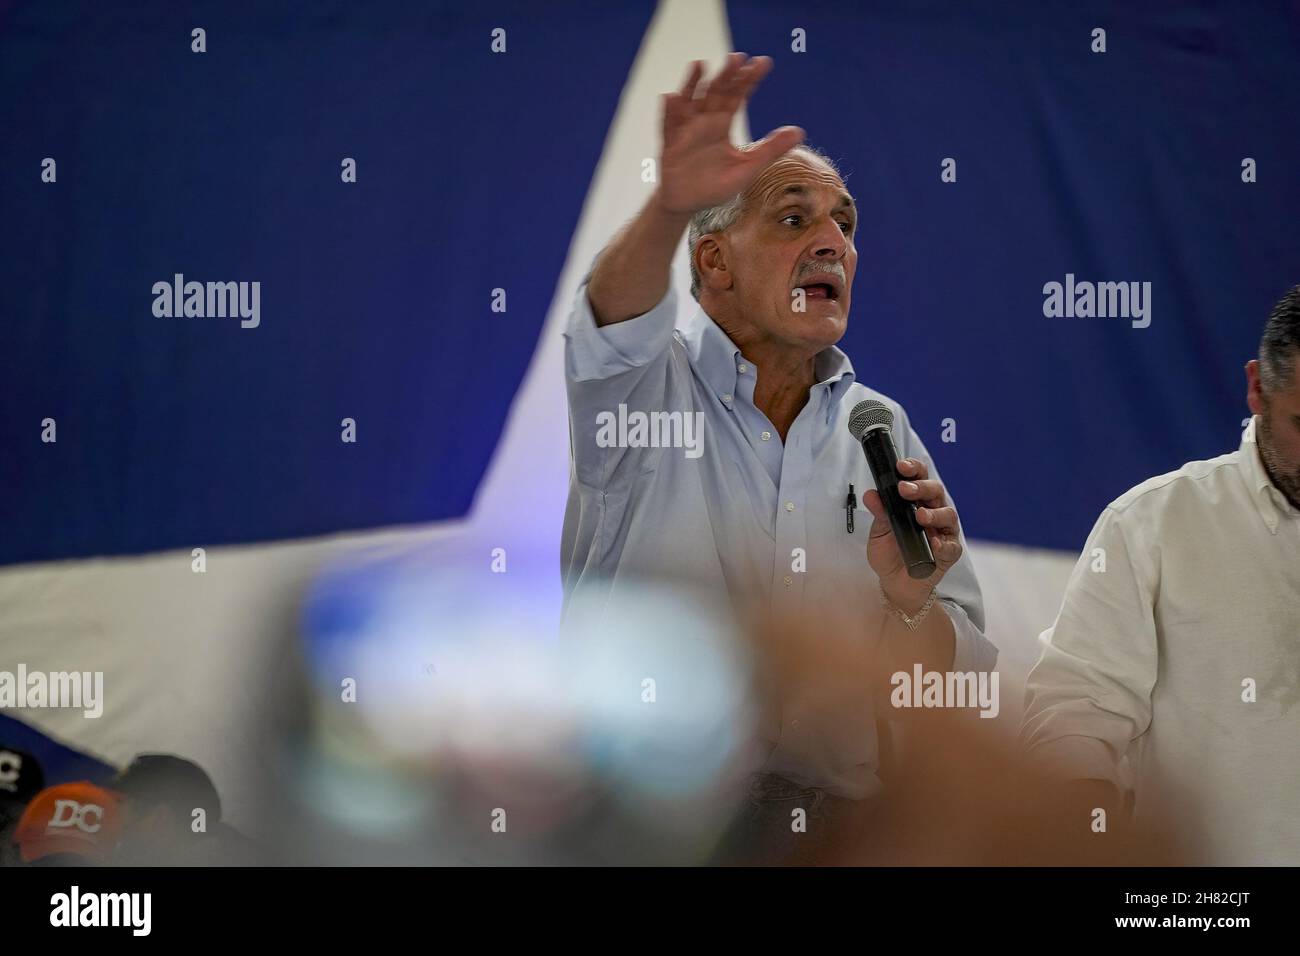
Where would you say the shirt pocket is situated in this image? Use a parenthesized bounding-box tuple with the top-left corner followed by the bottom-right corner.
(822, 487, 870, 538)
(818, 471, 877, 585)
(836, 505, 873, 574)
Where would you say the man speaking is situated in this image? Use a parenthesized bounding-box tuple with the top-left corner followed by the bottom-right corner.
(561, 54, 996, 859)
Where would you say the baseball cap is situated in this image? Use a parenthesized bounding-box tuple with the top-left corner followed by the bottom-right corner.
(14, 781, 123, 864)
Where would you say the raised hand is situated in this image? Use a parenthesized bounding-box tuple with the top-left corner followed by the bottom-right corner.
(656, 53, 805, 215)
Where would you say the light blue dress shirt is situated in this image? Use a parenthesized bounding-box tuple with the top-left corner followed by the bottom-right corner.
(561, 279, 997, 798)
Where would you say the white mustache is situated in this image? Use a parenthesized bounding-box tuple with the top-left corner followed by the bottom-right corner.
(795, 263, 846, 284)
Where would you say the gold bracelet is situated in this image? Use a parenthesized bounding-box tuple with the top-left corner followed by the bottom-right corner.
(881, 587, 937, 631)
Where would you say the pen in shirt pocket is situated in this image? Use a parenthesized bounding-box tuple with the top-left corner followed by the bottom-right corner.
(846, 482, 857, 533)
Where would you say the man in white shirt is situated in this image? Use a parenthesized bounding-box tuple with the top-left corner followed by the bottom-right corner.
(1020, 287, 1300, 864)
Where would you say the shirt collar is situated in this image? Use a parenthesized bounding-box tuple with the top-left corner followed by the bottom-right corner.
(677, 306, 857, 424)
(1240, 416, 1300, 533)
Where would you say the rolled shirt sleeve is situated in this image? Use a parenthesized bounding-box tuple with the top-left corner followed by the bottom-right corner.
(1019, 505, 1158, 785)
(562, 276, 680, 491)
(563, 280, 678, 383)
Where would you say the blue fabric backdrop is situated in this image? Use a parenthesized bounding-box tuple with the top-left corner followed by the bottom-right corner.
(0, 714, 117, 788)
(3, 1, 1297, 562)
(731, 0, 1300, 549)
(0, 0, 654, 565)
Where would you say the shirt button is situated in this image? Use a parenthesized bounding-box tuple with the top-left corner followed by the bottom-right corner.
(785, 501, 795, 512)
(738, 364, 748, 373)
(761, 431, 771, 441)
(722, 394, 732, 403)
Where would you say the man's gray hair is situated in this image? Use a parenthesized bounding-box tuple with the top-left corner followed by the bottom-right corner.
(686, 143, 841, 300)
(1260, 285, 1300, 393)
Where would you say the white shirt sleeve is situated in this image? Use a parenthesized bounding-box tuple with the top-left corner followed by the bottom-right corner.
(1019, 505, 1159, 784)
(562, 277, 679, 491)
(563, 281, 678, 383)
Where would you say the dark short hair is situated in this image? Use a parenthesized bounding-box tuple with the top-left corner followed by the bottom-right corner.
(1260, 285, 1300, 392)
(114, 754, 221, 822)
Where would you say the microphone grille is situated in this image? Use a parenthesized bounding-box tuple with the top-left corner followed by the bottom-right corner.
(847, 399, 894, 441)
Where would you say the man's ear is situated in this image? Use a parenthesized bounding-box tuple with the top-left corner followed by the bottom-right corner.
(696, 236, 733, 294)
(1246, 359, 1265, 417)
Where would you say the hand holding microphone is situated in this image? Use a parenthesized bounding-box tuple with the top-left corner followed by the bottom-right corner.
(848, 400, 965, 613)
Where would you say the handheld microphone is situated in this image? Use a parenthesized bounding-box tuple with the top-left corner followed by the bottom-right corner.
(847, 400, 936, 580)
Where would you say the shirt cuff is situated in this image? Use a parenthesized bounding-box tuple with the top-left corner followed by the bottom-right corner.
(942, 598, 998, 674)
(563, 282, 678, 382)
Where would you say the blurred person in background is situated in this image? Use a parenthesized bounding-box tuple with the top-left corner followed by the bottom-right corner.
(0, 746, 45, 866)
(12, 780, 123, 866)
(112, 753, 254, 864)
(562, 53, 996, 864)
(1020, 286, 1300, 865)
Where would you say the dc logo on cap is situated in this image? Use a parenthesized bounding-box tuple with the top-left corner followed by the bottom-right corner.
(47, 799, 104, 834)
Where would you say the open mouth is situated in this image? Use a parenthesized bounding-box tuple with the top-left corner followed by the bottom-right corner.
(795, 275, 844, 302)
